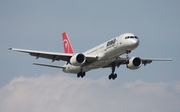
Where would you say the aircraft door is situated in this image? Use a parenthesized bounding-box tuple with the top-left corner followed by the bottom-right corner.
(114, 37, 118, 48)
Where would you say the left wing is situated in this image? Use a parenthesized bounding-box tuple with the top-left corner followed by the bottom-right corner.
(141, 58, 172, 65)
(9, 48, 97, 63)
(103, 57, 172, 68)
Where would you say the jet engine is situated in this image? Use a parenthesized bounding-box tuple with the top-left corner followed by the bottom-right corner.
(126, 57, 142, 70)
(70, 53, 86, 66)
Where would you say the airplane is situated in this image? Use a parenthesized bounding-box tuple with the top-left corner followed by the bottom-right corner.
(9, 32, 172, 80)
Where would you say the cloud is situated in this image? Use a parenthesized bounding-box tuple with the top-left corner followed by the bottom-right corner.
(0, 74, 180, 112)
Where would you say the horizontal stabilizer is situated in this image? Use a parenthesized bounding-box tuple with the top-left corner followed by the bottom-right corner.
(33, 63, 65, 69)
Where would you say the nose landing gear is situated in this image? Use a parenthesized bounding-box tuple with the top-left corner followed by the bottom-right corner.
(126, 50, 131, 59)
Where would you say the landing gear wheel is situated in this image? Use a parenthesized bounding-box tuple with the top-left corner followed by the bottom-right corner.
(113, 73, 117, 80)
(108, 73, 117, 80)
(77, 73, 81, 78)
(81, 72, 85, 78)
(108, 74, 112, 80)
(77, 72, 86, 78)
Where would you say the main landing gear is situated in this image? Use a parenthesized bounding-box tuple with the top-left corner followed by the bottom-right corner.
(108, 50, 131, 80)
(77, 66, 85, 78)
(108, 63, 117, 80)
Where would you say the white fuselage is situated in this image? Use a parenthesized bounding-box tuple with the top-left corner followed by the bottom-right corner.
(63, 33, 139, 74)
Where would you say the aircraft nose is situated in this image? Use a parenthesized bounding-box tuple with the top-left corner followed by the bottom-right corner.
(131, 39, 139, 48)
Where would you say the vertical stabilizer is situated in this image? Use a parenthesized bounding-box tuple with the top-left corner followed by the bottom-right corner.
(62, 32, 74, 54)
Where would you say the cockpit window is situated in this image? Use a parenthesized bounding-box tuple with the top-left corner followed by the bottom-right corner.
(135, 36, 138, 39)
(125, 36, 129, 39)
(125, 36, 138, 39)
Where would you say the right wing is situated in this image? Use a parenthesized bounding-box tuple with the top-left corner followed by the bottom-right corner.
(9, 48, 97, 63)
(9, 48, 72, 62)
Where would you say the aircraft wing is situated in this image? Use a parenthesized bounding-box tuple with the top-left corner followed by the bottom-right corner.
(10, 48, 72, 62)
(9, 48, 97, 63)
(103, 57, 172, 68)
(141, 58, 172, 65)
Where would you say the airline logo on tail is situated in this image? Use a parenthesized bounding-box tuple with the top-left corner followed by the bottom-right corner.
(62, 32, 74, 54)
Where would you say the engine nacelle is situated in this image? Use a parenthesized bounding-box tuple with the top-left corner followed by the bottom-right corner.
(70, 53, 86, 66)
(127, 57, 142, 70)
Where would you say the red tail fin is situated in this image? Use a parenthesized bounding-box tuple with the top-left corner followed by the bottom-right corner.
(62, 32, 74, 54)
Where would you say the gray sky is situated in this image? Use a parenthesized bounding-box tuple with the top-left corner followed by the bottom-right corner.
(0, 0, 180, 112)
